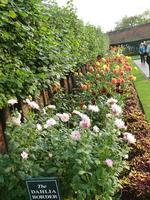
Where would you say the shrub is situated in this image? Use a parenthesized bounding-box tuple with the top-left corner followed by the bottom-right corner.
(0, 98, 130, 200)
(121, 171, 150, 200)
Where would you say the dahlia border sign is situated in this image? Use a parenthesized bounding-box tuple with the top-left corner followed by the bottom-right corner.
(26, 177, 61, 200)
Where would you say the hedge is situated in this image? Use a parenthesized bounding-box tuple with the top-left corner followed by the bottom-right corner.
(0, 0, 108, 108)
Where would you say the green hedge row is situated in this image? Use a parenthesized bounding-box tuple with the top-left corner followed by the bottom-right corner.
(0, 0, 108, 108)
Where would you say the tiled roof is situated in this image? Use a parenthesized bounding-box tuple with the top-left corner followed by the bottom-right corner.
(107, 23, 150, 45)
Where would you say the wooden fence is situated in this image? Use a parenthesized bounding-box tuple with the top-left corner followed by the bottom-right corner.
(0, 66, 88, 153)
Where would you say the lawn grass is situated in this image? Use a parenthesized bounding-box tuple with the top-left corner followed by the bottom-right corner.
(131, 54, 140, 60)
(132, 63, 150, 123)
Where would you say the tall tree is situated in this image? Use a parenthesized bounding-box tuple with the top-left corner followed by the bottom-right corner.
(115, 9, 150, 30)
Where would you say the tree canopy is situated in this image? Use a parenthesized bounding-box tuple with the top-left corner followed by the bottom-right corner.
(114, 9, 150, 30)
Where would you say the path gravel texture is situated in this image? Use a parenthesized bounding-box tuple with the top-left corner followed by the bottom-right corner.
(134, 59, 150, 78)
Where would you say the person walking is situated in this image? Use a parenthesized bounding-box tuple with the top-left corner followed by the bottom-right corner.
(139, 42, 146, 64)
(146, 41, 150, 78)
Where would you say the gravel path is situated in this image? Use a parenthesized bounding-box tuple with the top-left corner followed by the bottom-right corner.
(134, 59, 150, 78)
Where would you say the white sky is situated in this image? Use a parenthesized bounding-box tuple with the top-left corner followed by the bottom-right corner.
(55, 0, 150, 32)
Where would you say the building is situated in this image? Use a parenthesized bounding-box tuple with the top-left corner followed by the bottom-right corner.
(107, 23, 150, 55)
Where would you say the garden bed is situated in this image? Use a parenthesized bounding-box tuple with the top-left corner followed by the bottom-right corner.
(0, 44, 149, 200)
(1, 1, 149, 199)
(121, 84, 150, 200)
(0, 52, 139, 200)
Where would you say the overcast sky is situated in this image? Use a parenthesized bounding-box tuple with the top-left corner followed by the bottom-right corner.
(55, 0, 150, 32)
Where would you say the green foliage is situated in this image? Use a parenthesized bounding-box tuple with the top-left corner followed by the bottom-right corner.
(114, 9, 150, 30)
(0, 52, 135, 200)
(0, 98, 129, 200)
(0, 52, 136, 199)
(0, 0, 108, 108)
(132, 64, 150, 122)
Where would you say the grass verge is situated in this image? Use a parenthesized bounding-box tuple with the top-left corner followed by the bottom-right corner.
(131, 55, 140, 60)
(132, 62, 150, 123)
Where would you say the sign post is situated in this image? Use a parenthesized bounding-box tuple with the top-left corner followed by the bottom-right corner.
(26, 177, 61, 200)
